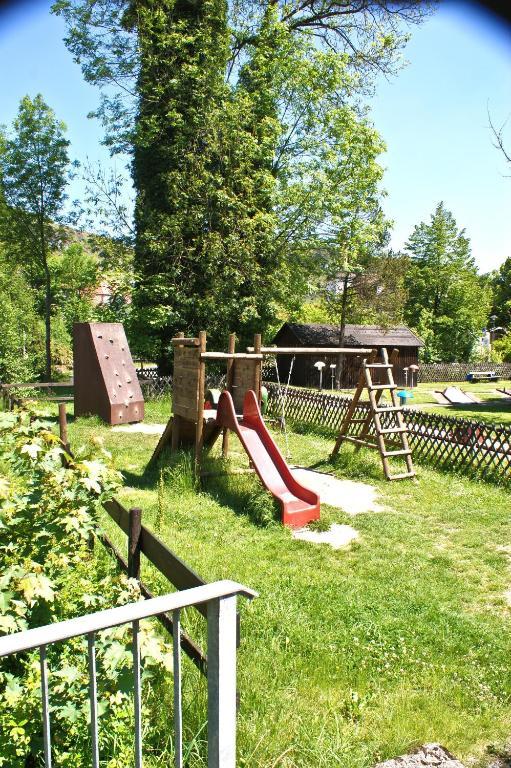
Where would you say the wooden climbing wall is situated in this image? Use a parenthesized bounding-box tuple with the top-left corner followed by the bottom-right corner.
(73, 322, 144, 425)
(172, 345, 201, 422)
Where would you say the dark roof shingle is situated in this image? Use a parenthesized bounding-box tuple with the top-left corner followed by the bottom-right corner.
(274, 323, 424, 348)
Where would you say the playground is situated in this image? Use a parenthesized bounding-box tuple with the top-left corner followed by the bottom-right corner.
(3, 324, 511, 766)
(33, 393, 511, 767)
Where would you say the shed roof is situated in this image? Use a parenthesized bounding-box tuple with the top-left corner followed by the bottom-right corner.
(273, 322, 424, 348)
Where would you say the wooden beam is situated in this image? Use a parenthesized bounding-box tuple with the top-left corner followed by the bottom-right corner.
(246, 346, 373, 355)
(254, 334, 262, 404)
(222, 334, 236, 458)
(1, 381, 73, 389)
(200, 352, 263, 360)
(171, 337, 199, 347)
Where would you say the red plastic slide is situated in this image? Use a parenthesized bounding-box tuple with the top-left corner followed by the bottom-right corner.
(216, 390, 320, 528)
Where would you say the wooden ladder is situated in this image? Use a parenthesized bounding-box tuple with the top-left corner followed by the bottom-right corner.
(331, 347, 416, 481)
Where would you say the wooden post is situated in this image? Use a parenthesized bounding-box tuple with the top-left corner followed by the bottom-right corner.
(253, 334, 262, 404)
(171, 332, 184, 452)
(128, 507, 142, 580)
(222, 334, 236, 458)
(195, 331, 207, 476)
(58, 403, 69, 452)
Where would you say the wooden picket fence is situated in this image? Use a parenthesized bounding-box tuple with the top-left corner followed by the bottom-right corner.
(264, 383, 511, 486)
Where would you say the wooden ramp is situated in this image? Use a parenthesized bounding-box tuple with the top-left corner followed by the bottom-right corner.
(331, 348, 415, 481)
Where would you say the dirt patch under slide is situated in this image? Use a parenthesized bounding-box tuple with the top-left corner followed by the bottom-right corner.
(290, 467, 383, 515)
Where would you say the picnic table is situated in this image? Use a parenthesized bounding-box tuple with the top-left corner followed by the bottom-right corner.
(466, 371, 499, 382)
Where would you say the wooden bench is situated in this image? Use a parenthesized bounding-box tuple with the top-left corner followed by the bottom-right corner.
(466, 371, 499, 382)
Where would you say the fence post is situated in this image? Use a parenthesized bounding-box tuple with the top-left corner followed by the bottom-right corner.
(128, 508, 142, 581)
(58, 403, 69, 452)
(207, 595, 237, 768)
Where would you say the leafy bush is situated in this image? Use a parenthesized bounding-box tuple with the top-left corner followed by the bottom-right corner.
(493, 332, 511, 362)
(0, 255, 44, 383)
(0, 409, 173, 767)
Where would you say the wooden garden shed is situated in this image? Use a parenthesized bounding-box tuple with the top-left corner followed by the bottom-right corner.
(270, 323, 424, 388)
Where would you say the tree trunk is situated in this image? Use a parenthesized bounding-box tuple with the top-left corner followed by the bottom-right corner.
(44, 267, 51, 381)
(40, 221, 51, 381)
(335, 274, 350, 389)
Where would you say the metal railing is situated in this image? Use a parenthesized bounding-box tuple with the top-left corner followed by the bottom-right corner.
(0, 580, 257, 768)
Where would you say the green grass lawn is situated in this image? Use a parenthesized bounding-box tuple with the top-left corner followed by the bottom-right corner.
(332, 380, 511, 426)
(407, 381, 511, 426)
(31, 399, 511, 766)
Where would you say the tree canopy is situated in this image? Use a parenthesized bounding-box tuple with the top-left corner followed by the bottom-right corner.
(403, 202, 491, 362)
(0, 94, 74, 379)
(53, 0, 432, 363)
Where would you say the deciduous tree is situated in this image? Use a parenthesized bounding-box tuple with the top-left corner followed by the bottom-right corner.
(0, 95, 75, 379)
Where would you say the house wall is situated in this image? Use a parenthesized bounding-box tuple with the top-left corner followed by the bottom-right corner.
(267, 327, 419, 388)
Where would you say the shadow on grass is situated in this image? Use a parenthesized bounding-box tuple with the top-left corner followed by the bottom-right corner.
(441, 401, 511, 418)
(200, 456, 280, 528)
(120, 446, 188, 491)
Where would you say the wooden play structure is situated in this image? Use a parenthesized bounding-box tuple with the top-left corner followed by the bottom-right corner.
(331, 348, 415, 481)
(149, 331, 261, 470)
(149, 332, 415, 526)
(73, 322, 144, 425)
(149, 331, 321, 527)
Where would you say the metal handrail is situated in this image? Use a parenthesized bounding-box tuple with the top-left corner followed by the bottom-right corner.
(0, 580, 257, 768)
(0, 580, 256, 657)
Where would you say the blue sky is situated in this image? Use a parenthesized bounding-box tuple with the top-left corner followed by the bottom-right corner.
(370, 1, 511, 273)
(0, 0, 510, 273)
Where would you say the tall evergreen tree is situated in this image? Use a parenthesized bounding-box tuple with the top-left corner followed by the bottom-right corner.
(404, 202, 490, 361)
(127, 0, 281, 366)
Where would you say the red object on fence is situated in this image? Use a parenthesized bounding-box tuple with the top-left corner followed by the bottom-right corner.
(215, 389, 320, 528)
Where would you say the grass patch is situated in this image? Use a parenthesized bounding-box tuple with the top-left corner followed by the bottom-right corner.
(19, 398, 511, 766)
(307, 517, 331, 532)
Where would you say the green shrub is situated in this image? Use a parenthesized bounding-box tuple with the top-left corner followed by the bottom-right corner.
(0, 409, 174, 767)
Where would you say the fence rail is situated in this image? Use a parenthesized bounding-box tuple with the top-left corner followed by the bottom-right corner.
(0, 580, 256, 768)
(265, 382, 511, 486)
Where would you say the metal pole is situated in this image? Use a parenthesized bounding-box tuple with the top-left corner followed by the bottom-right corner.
(207, 596, 237, 768)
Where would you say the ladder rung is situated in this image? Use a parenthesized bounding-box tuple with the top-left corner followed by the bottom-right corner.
(370, 384, 397, 391)
(388, 472, 416, 480)
(378, 426, 408, 435)
(383, 449, 411, 457)
(365, 363, 393, 369)
(343, 436, 378, 449)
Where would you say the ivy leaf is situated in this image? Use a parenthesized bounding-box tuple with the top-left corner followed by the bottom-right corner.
(0, 614, 20, 633)
(56, 702, 81, 724)
(54, 664, 81, 685)
(0, 590, 14, 612)
(102, 641, 131, 674)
